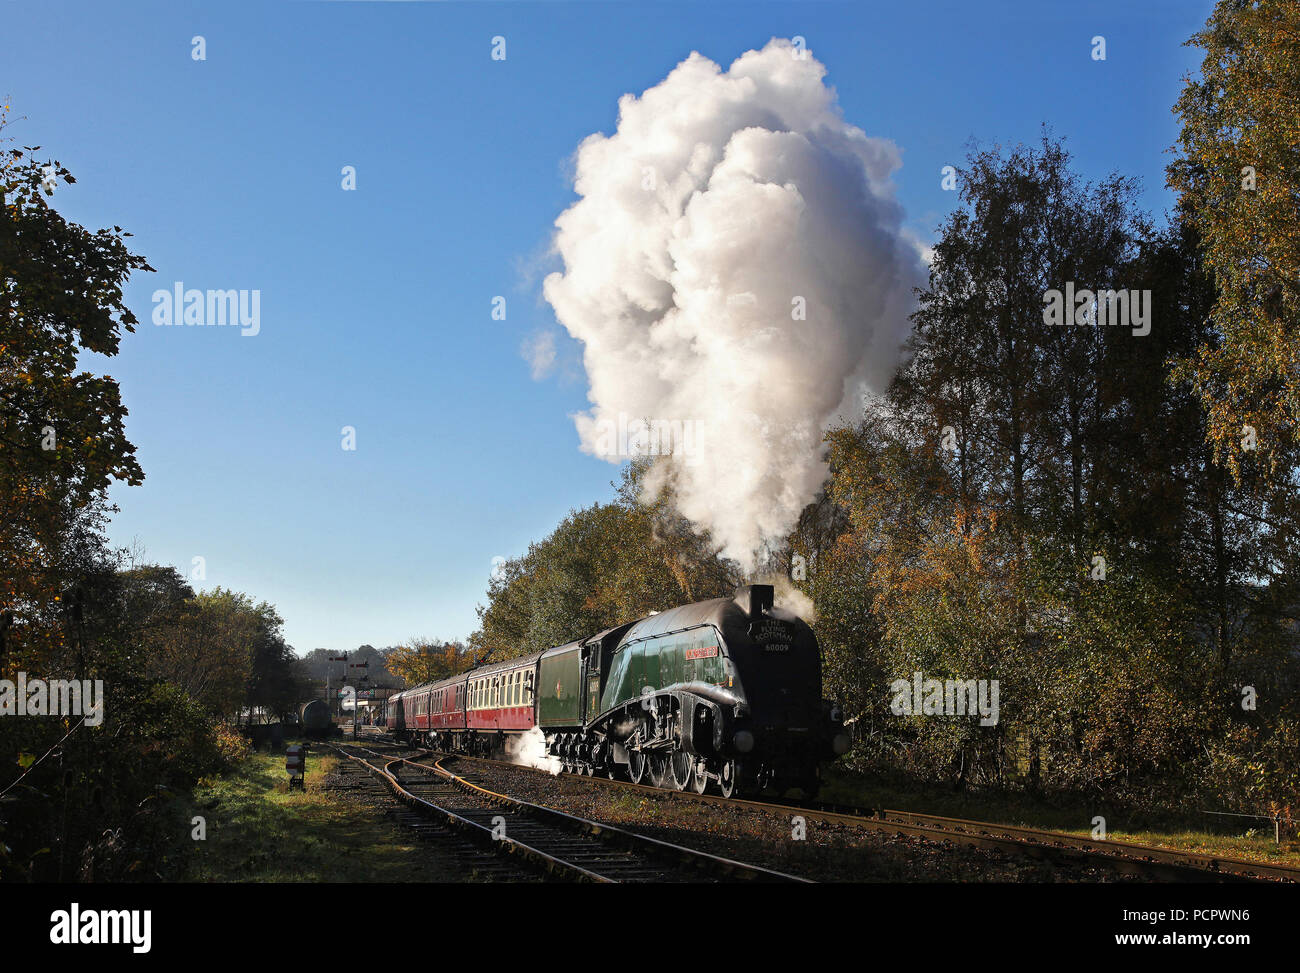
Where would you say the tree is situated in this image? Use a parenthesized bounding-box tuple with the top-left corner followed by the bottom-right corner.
(897, 134, 1151, 558)
(137, 588, 260, 719)
(1169, 0, 1300, 477)
(0, 107, 151, 667)
(813, 136, 1300, 804)
(384, 639, 473, 686)
(244, 602, 302, 721)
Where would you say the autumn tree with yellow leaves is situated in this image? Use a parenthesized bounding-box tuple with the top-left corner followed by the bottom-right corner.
(0, 108, 149, 673)
(1169, 0, 1300, 477)
(385, 638, 474, 686)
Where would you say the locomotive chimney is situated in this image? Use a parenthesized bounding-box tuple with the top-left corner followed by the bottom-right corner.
(735, 584, 774, 619)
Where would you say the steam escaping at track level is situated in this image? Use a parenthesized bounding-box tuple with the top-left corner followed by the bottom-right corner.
(504, 725, 563, 776)
(543, 38, 926, 569)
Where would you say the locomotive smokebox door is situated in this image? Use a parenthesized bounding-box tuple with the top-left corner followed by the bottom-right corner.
(286, 744, 306, 790)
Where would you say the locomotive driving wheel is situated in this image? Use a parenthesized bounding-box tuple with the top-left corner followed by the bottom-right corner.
(627, 748, 647, 784)
(669, 750, 694, 791)
(647, 753, 669, 788)
(718, 759, 740, 798)
(690, 758, 709, 794)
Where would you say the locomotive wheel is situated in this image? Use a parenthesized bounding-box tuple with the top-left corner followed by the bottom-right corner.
(690, 758, 709, 794)
(718, 759, 739, 798)
(669, 751, 694, 791)
(647, 753, 669, 789)
(627, 748, 646, 784)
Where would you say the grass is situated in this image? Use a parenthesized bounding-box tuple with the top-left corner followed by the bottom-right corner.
(819, 767, 1300, 868)
(183, 745, 459, 882)
(607, 791, 652, 816)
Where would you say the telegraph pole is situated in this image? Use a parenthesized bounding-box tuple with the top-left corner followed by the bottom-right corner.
(329, 652, 348, 720)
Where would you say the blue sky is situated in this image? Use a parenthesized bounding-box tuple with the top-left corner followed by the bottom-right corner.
(5, 0, 1210, 653)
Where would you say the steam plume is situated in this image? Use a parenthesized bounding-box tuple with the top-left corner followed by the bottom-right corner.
(543, 39, 924, 568)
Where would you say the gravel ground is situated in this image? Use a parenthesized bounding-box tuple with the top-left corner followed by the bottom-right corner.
(450, 758, 1133, 882)
(319, 752, 532, 882)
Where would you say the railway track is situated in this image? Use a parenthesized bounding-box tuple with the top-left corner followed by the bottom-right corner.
(330, 741, 810, 883)
(397, 741, 1299, 884)
(326, 742, 536, 881)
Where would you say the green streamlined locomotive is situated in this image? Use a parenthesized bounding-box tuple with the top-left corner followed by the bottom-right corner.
(538, 584, 849, 797)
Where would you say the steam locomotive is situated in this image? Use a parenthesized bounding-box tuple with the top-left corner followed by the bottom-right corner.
(385, 585, 848, 798)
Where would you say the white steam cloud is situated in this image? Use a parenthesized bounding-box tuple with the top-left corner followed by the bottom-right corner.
(505, 726, 562, 775)
(543, 39, 924, 568)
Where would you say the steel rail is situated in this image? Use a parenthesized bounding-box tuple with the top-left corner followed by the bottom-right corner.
(329, 743, 614, 882)
(409, 752, 811, 883)
(399, 743, 1298, 884)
